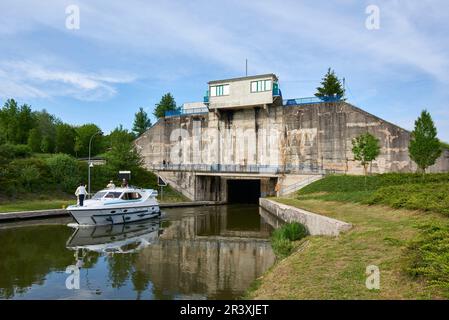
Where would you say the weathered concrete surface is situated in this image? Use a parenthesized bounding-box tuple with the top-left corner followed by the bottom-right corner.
(0, 209, 68, 222)
(135, 101, 449, 201)
(259, 198, 352, 236)
(136, 102, 449, 174)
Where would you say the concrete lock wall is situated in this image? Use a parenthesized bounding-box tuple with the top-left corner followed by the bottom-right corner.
(135, 101, 449, 201)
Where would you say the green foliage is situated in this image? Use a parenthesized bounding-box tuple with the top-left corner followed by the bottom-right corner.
(367, 183, 449, 215)
(271, 222, 308, 259)
(104, 125, 142, 170)
(352, 132, 380, 175)
(19, 165, 41, 191)
(315, 68, 345, 100)
(35, 110, 56, 153)
(45, 154, 81, 192)
(132, 107, 152, 136)
(409, 110, 442, 173)
(74, 124, 103, 157)
(407, 223, 449, 298)
(27, 128, 42, 152)
(153, 93, 177, 119)
(298, 173, 449, 215)
(0, 143, 32, 159)
(441, 141, 449, 150)
(55, 123, 76, 155)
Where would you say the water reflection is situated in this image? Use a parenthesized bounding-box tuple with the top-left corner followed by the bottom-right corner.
(0, 205, 275, 300)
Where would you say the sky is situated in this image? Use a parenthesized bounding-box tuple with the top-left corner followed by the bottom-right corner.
(0, 0, 448, 140)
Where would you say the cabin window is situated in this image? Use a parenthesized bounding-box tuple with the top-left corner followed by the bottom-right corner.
(210, 84, 229, 97)
(122, 192, 142, 200)
(250, 80, 272, 92)
(104, 192, 122, 199)
(92, 191, 107, 200)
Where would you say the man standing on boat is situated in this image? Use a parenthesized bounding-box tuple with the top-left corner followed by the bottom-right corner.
(75, 183, 87, 206)
(107, 180, 116, 189)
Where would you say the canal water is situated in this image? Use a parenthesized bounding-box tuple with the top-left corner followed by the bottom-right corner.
(0, 205, 276, 300)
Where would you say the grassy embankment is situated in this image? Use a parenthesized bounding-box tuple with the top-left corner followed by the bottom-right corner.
(248, 173, 449, 299)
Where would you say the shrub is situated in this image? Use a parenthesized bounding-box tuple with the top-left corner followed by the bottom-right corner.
(271, 222, 308, 258)
(407, 223, 449, 297)
(19, 165, 41, 191)
(0, 143, 32, 159)
(367, 183, 449, 215)
(45, 154, 81, 192)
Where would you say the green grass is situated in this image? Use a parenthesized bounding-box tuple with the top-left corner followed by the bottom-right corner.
(0, 199, 73, 213)
(297, 173, 449, 215)
(271, 222, 309, 259)
(249, 199, 448, 299)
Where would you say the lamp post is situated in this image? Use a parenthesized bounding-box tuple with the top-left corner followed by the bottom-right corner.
(88, 130, 102, 198)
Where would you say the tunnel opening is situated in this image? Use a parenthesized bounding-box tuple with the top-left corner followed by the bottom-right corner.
(227, 179, 261, 204)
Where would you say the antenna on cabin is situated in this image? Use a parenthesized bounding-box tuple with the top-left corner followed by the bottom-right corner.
(245, 59, 248, 76)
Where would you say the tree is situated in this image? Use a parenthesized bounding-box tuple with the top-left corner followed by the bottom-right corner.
(352, 132, 380, 175)
(153, 93, 177, 119)
(0, 99, 20, 144)
(55, 123, 76, 155)
(315, 68, 345, 100)
(35, 109, 56, 153)
(132, 107, 152, 136)
(27, 128, 42, 152)
(74, 124, 104, 157)
(17, 104, 36, 144)
(409, 110, 442, 173)
(105, 125, 142, 170)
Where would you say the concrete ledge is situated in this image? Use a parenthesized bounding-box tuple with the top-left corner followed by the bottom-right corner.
(0, 209, 68, 222)
(259, 198, 352, 236)
(0, 201, 224, 223)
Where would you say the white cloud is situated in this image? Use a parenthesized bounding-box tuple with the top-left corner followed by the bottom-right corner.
(0, 60, 136, 101)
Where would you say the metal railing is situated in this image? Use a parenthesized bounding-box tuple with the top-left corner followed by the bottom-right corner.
(147, 163, 338, 174)
(165, 107, 209, 118)
(283, 96, 343, 106)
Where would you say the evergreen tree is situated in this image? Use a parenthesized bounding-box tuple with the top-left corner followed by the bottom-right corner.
(352, 132, 380, 175)
(409, 110, 442, 173)
(315, 68, 345, 100)
(132, 107, 152, 136)
(153, 93, 177, 119)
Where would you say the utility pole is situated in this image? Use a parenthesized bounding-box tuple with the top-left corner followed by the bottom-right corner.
(245, 59, 248, 76)
(88, 130, 102, 198)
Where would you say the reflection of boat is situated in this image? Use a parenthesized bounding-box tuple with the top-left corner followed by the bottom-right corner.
(66, 220, 161, 254)
(66, 187, 160, 226)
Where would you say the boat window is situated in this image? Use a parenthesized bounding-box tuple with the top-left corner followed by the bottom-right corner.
(121, 192, 142, 200)
(104, 192, 123, 199)
(92, 191, 107, 200)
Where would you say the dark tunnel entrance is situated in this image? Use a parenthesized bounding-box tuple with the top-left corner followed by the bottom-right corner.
(227, 179, 261, 204)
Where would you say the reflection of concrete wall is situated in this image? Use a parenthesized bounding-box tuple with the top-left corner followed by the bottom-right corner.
(135, 208, 275, 298)
(136, 238, 274, 299)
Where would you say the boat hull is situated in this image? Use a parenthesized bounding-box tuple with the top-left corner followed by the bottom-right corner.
(67, 205, 161, 226)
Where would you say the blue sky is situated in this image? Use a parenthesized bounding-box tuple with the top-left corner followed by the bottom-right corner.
(0, 0, 448, 140)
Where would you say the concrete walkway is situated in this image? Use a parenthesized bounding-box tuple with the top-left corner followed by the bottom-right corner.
(0, 201, 223, 223)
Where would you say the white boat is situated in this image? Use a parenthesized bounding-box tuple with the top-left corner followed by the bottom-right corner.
(66, 220, 161, 254)
(66, 187, 161, 226)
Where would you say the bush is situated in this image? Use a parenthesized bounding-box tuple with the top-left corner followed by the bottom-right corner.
(45, 154, 81, 192)
(271, 222, 308, 258)
(407, 223, 449, 297)
(366, 183, 449, 215)
(0, 143, 32, 159)
(19, 165, 41, 191)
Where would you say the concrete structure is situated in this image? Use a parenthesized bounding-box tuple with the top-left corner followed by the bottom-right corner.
(135, 73, 449, 202)
(259, 198, 352, 236)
